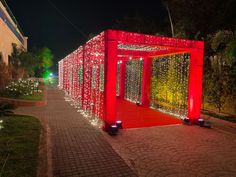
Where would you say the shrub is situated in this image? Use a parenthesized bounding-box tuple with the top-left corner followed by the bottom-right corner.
(8, 65, 26, 80)
(0, 61, 11, 91)
(3, 79, 42, 97)
(0, 103, 15, 117)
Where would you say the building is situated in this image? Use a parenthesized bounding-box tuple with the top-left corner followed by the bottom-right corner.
(0, 0, 27, 65)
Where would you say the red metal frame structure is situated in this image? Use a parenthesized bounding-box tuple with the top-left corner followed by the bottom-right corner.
(58, 29, 204, 130)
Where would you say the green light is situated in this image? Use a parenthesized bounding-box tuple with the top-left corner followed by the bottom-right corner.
(43, 69, 50, 80)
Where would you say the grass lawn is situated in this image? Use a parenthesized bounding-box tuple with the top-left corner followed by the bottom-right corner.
(0, 115, 41, 177)
(202, 110, 236, 123)
(17, 93, 43, 101)
(0, 92, 43, 101)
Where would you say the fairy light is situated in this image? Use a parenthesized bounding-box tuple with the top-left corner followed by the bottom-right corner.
(59, 32, 105, 128)
(76, 47, 83, 106)
(151, 53, 190, 118)
(116, 62, 121, 96)
(58, 60, 64, 89)
(118, 44, 167, 52)
(125, 59, 143, 104)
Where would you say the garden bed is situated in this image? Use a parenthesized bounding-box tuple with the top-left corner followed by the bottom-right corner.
(202, 109, 236, 123)
(0, 86, 47, 106)
(0, 92, 43, 101)
(0, 115, 41, 177)
(0, 79, 47, 107)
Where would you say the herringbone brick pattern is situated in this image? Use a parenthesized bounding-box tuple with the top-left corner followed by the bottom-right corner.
(16, 88, 137, 177)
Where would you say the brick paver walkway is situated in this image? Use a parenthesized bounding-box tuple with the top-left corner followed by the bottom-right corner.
(16, 88, 137, 177)
(104, 124, 236, 177)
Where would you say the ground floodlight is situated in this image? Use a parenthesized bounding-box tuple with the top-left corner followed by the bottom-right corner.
(116, 120, 123, 129)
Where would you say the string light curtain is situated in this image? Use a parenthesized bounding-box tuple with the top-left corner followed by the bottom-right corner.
(58, 60, 63, 89)
(151, 54, 190, 118)
(83, 33, 105, 119)
(125, 59, 143, 104)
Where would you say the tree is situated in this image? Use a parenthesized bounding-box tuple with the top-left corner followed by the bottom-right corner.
(165, 0, 236, 39)
(162, 0, 175, 37)
(206, 59, 227, 113)
(0, 59, 11, 90)
(19, 52, 38, 77)
(204, 30, 236, 113)
(9, 43, 25, 79)
(34, 47, 54, 78)
(10, 43, 22, 68)
(9, 45, 54, 78)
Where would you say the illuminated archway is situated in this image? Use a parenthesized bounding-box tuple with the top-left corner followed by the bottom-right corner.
(58, 30, 204, 130)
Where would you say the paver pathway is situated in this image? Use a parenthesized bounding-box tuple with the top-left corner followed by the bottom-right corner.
(15, 86, 236, 177)
(16, 87, 137, 177)
(104, 122, 236, 177)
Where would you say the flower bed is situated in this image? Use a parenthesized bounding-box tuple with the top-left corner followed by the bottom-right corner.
(0, 79, 42, 99)
(0, 79, 47, 106)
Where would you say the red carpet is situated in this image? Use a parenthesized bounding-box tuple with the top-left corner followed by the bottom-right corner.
(117, 99, 182, 129)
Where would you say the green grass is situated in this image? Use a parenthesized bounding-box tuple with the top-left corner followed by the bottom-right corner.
(0, 115, 41, 177)
(0, 92, 43, 101)
(44, 78, 57, 87)
(17, 93, 43, 101)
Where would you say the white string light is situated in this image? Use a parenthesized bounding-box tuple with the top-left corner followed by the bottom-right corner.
(125, 59, 143, 104)
(118, 44, 167, 52)
(151, 53, 190, 118)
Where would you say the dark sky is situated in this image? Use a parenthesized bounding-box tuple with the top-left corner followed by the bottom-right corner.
(6, 0, 166, 72)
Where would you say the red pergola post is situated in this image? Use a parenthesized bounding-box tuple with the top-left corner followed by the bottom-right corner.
(104, 30, 118, 130)
(188, 50, 204, 121)
(141, 57, 152, 107)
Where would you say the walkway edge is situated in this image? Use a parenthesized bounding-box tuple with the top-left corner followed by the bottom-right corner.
(46, 124, 53, 177)
(36, 119, 53, 177)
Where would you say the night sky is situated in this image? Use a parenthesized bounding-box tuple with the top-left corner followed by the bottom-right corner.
(6, 0, 167, 72)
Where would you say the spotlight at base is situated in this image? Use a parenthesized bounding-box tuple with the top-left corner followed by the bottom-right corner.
(198, 118, 205, 127)
(183, 117, 190, 124)
(116, 120, 123, 129)
(109, 125, 118, 135)
(136, 102, 141, 106)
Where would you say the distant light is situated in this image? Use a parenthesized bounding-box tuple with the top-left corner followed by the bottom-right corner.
(50, 73, 53, 77)
(117, 60, 123, 64)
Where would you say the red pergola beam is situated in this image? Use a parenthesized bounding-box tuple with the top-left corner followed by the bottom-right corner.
(115, 30, 204, 50)
(117, 48, 186, 58)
